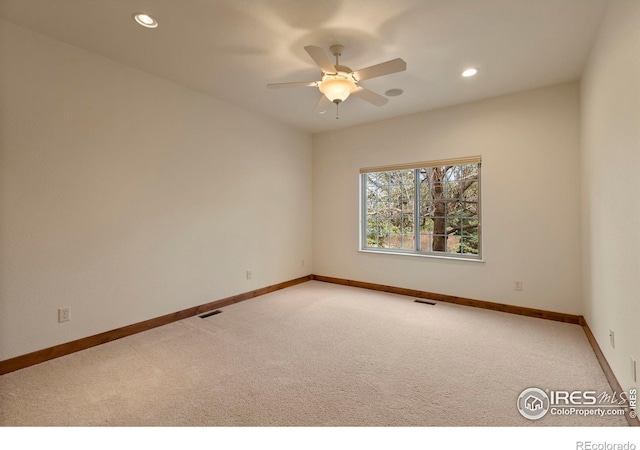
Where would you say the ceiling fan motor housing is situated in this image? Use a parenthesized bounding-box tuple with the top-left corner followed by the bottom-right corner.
(329, 44, 345, 58)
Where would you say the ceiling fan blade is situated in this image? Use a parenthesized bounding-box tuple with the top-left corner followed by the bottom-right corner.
(267, 81, 318, 89)
(351, 86, 389, 106)
(352, 58, 407, 81)
(304, 45, 337, 74)
(313, 95, 333, 113)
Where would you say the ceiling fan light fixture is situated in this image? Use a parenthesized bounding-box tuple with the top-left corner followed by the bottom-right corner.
(319, 76, 355, 103)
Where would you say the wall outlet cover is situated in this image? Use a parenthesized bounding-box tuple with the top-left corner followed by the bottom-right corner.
(58, 307, 70, 323)
(609, 330, 615, 348)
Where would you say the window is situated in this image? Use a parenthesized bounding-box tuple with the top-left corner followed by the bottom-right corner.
(360, 157, 481, 260)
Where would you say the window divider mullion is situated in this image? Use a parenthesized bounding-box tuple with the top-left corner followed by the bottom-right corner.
(414, 168, 420, 252)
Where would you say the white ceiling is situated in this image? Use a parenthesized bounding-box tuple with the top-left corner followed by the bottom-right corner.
(0, 0, 608, 133)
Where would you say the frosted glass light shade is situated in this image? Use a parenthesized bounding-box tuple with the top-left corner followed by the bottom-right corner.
(319, 78, 355, 103)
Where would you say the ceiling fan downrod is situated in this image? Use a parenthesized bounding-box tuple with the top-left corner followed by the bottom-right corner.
(330, 44, 344, 68)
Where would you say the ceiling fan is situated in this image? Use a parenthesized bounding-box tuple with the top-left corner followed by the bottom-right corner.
(267, 44, 407, 116)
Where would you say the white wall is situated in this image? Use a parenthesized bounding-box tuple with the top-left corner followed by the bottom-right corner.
(0, 20, 312, 361)
(313, 83, 582, 315)
(580, 1, 640, 396)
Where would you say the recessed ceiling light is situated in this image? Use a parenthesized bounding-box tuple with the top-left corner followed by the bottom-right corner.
(133, 13, 158, 29)
(462, 68, 478, 78)
(385, 88, 404, 97)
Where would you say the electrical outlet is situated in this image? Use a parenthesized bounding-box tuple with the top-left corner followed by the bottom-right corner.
(631, 358, 637, 383)
(58, 307, 70, 323)
(514, 281, 523, 291)
(609, 330, 615, 349)
(246, 270, 252, 280)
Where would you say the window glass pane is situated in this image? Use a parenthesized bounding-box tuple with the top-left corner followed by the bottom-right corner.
(446, 201, 464, 217)
(419, 216, 433, 232)
(400, 215, 414, 234)
(461, 201, 478, 216)
(379, 202, 393, 218)
(419, 233, 433, 251)
(401, 236, 414, 250)
(462, 238, 479, 255)
(444, 181, 459, 197)
(366, 233, 379, 248)
(363, 169, 416, 250)
(431, 234, 448, 253)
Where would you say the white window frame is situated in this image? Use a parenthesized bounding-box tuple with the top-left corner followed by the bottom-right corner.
(359, 157, 483, 261)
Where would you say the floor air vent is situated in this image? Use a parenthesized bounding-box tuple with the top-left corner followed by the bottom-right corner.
(199, 310, 222, 319)
(414, 300, 436, 306)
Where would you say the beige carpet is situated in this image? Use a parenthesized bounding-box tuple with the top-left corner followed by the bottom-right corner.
(0, 281, 628, 426)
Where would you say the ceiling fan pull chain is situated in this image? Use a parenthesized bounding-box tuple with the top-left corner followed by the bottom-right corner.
(336, 102, 339, 120)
